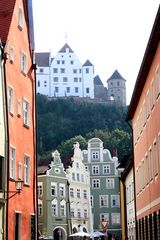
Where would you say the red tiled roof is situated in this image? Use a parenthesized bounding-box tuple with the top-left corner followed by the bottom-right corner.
(0, 0, 16, 44)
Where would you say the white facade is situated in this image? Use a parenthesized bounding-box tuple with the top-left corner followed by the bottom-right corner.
(66, 142, 93, 233)
(125, 168, 136, 240)
(36, 43, 94, 99)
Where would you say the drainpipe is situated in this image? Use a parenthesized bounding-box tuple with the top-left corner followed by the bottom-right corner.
(2, 46, 9, 240)
(32, 51, 38, 239)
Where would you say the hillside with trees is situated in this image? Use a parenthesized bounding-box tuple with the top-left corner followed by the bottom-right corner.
(37, 94, 132, 163)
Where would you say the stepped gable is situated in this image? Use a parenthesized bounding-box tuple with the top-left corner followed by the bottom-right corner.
(35, 52, 50, 66)
(94, 75, 103, 85)
(107, 69, 126, 81)
(58, 43, 74, 53)
(83, 59, 93, 66)
(0, 0, 16, 44)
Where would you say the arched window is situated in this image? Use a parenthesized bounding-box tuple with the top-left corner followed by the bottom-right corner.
(18, 7, 23, 29)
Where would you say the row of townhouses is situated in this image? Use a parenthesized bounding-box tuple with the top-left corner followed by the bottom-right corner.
(38, 138, 121, 239)
(35, 44, 127, 106)
(0, 0, 37, 239)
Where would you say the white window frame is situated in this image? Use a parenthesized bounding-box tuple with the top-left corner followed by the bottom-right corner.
(60, 200, 66, 217)
(100, 195, 108, 207)
(83, 190, 88, 199)
(51, 199, 57, 216)
(111, 213, 120, 224)
(84, 209, 88, 219)
(38, 199, 43, 216)
(91, 195, 94, 208)
(10, 146, 16, 179)
(103, 165, 110, 174)
(21, 51, 27, 74)
(10, 45, 14, 63)
(8, 86, 14, 115)
(51, 182, 57, 196)
(38, 182, 43, 197)
(92, 151, 99, 160)
(24, 154, 30, 185)
(92, 165, 99, 175)
(92, 179, 100, 189)
(100, 213, 109, 222)
(17, 99, 21, 117)
(18, 7, 23, 29)
(77, 189, 81, 198)
(106, 178, 114, 189)
(111, 195, 120, 207)
(23, 98, 30, 127)
(70, 188, 74, 198)
(59, 183, 65, 197)
(18, 162, 22, 180)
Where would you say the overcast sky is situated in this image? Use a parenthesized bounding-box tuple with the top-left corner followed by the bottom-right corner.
(32, 0, 160, 104)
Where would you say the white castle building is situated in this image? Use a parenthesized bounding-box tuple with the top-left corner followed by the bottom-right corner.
(35, 43, 94, 99)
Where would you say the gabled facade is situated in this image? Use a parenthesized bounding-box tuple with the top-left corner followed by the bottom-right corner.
(0, 0, 37, 239)
(66, 142, 93, 233)
(36, 43, 95, 99)
(127, 6, 160, 239)
(38, 150, 71, 240)
(82, 138, 121, 239)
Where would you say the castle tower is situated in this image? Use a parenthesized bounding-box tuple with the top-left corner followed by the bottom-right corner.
(107, 70, 126, 106)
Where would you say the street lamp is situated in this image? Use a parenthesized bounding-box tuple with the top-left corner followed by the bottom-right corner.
(6, 179, 24, 200)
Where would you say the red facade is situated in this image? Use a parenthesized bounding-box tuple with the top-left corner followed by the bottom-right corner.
(127, 6, 160, 240)
(0, 0, 37, 239)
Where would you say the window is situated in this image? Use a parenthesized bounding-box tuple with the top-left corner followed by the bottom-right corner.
(10, 46, 14, 63)
(17, 99, 21, 116)
(112, 213, 120, 224)
(111, 195, 120, 207)
(39, 68, 43, 73)
(77, 208, 81, 218)
(81, 174, 84, 182)
(24, 155, 30, 185)
(74, 77, 78, 82)
(51, 182, 57, 196)
(153, 141, 158, 176)
(156, 64, 160, 97)
(92, 151, 99, 160)
(73, 69, 77, 73)
(55, 87, 59, 93)
(23, 99, 30, 127)
(85, 68, 89, 74)
(38, 199, 43, 216)
(75, 87, 79, 93)
(100, 195, 108, 207)
(86, 88, 89, 94)
(18, 162, 22, 180)
(91, 196, 94, 208)
(21, 51, 27, 74)
(83, 190, 87, 199)
(70, 60, 74, 64)
(106, 178, 114, 189)
(30, 215, 36, 240)
(100, 213, 109, 222)
(60, 201, 66, 216)
(117, 81, 120, 86)
(60, 68, 65, 73)
(77, 173, 80, 181)
(51, 199, 57, 216)
(72, 172, 75, 180)
(145, 153, 149, 185)
(79, 69, 82, 73)
(92, 179, 100, 189)
(76, 162, 80, 168)
(57, 60, 60, 64)
(53, 68, 58, 73)
(53, 77, 58, 82)
(18, 7, 23, 29)
(38, 183, 43, 197)
(10, 146, 16, 179)
(38, 81, 40, 87)
(103, 165, 110, 174)
(79, 78, 82, 82)
(8, 86, 14, 114)
(62, 60, 65, 64)
(84, 209, 88, 219)
(70, 188, 74, 197)
(77, 189, 81, 198)
(71, 208, 74, 217)
(66, 87, 70, 93)
(149, 148, 153, 180)
(151, 79, 155, 109)
(59, 184, 65, 197)
(63, 77, 68, 82)
(14, 212, 21, 240)
(92, 165, 99, 175)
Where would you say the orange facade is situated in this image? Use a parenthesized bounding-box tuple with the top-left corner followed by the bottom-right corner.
(1, 0, 37, 239)
(127, 6, 160, 240)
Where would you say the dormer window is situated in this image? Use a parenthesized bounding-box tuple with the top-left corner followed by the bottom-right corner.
(18, 7, 23, 30)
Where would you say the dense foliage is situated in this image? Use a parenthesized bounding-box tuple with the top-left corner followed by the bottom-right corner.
(37, 94, 132, 161)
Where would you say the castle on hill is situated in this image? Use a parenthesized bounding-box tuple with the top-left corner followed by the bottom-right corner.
(35, 43, 126, 106)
